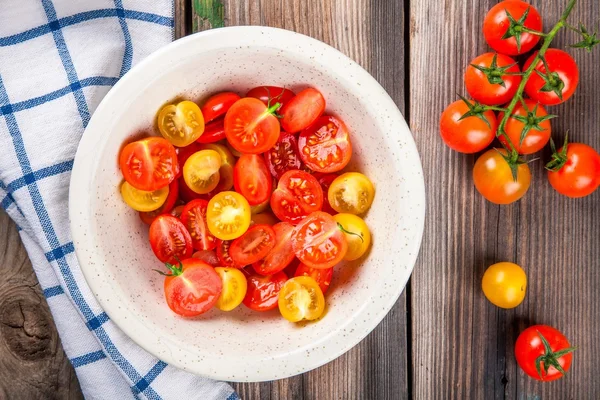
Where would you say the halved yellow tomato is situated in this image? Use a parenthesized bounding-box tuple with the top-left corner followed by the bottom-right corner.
(207, 191, 251, 240)
(120, 181, 168, 212)
(333, 213, 371, 261)
(157, 100, 205, 147)
(183, 149, 221, 194)
(328, 172, 375, 215)
(198, 143, 235, 192)
(215, 267, 248, 311)
(278, 276, 325, 322)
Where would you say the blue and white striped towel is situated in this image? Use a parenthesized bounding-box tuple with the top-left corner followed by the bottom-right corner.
(0, 1, 237, 399)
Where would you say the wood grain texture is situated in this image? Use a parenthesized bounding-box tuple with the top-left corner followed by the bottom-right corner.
(409, 0, 600, 398)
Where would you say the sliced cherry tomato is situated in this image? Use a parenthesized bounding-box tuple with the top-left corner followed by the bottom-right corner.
(170, 205, 185, 219)
(250, 197, 270, 215)
(440, 100, 497, 154)
(280, 88, 326, 133)
(253, 222, 295, 276)
(271, 170, 323, 224)
(483, 0, 543, 56)
(264, 131, 304, 180)
(224, 97, 280, 154)
(251, 212, 279, 226)
(295, 263, 333, 294)
(243, 271, 287, 312)
(328, 172, 375, 215)
(180, 199, 217, 251)
(498, 99, 553, 155)
(192, 250, 220, 267)
(515, 325, 575, 381)
(333, 213, 371, 261)
(207, 191, 251, 240)
(159, 259, 222, 317)
(225, 140, 242, 158)
(183, 149, 222, 194)
(120, 181, 168, 212)
(149, 215, 193, 263)
(547, 142, 600, 198)
(315, 173, 339, 214)
(473, 149, 531, 204)
(298, 115, 352, 173)
(482, 262, 527, 309)
(178, 176, 205, 203)
(292, 211, 348, 269)
(197, 118, 226, 144)
(246, 86, 295, 108)
(233, 154, 272, 206)
(201, 92, 241, 123)
(158, 100, 205, 147)
(229, 224, 276, 266)
(278, 276, 325, 322)
(176, 141, 202, 173)
(139, 179, 179, 225)
(119, 137, 179, 191)
(465, 53, 522, 106)
(198, 143, 235, 192)
(524, 49, 579, 106)
(214, 267, 247, 311)
(216, 239, 242, 268)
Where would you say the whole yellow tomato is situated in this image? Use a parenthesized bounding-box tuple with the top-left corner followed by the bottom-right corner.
(482, 262, 527, 309)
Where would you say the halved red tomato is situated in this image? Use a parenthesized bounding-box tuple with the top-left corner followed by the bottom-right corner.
(216, 239, 242, 268)
(292, 211, 348, 269)
(242, 271, 287, 312)
(139, 179, 180, 225)
(192, 250, 220, 267)
(180, 199, 217, 251)
(178, 176, 206, 203)
(197, 118, 226, 144)
(264, 131, 304, 180)
(233, 154, 272, 206)
(246, 86, 295, 108)
(280, 88, 326, 133)
(119, 137, 179, 191)
(224, 98, 281, 154)
(270, 170, 323, 224)
(169, 205, 185, 219)
(295, 263, 333, 294)
(314, 173, 339, 215)
(298, 115, 352, 173)
(201, 92, 241, 123)
(149, 215, 193, 263)
(229, 224, 276, 266)
(253, 222, 295, 276)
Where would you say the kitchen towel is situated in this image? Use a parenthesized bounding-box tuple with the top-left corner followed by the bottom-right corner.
(0, 1, 238, 399)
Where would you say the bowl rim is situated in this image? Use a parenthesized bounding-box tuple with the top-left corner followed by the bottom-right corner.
(69, 25, 426, 381)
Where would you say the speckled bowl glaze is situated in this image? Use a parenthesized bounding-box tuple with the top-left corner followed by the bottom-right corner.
(70, 26, 425, 382)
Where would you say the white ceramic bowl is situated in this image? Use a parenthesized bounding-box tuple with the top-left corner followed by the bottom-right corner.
(70, 26, 425, 382)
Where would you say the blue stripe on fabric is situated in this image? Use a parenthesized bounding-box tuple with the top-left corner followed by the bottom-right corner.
(40, 0, 91, 127)
(226, 393, 241, 400)
(43, 285, 64, 298)
(71, 350, 107, 368)
(44, 241, 74, 262)
(86, 312, 110, 331)
(132, 361, 167, 398)
(7, 160, 74, 192)
(114, 0, 133, 77)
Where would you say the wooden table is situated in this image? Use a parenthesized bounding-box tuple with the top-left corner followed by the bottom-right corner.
(1, 0, 599, 398)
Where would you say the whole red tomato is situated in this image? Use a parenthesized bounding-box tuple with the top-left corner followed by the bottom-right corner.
(483, 1, 543, 56)
(547, 141, 600, 198)
(498, 99, 553, 155)
(465, 53, 521, 105)
(524, 49, 580, 106)
(440, 99, 497, 154)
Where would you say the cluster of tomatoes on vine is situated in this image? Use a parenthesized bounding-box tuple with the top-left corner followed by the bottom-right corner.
(440, 0, 600, 205)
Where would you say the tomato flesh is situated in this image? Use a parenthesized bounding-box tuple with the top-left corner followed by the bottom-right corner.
(216, 239, 242, 268)
(158, 101, 205, 147)
(224, 97, 281, 154)
(278, 276, 325, 322)
(253, 222, 295, 276)
(180, 199, 217, 251)
(139, 179, 179, 225)
(295, 263, 333, 294)
(298, 115, 352, 173)
(315, 173, 339, 214)
(215, 267, 247, 311)
(292, 211, 348, 269)
(270, 170, 323, 224)
(280, 88, 326, 133)
(207, 191, 251, 240)
(149, 215, 193, 263)
(119, 137, 179, 191)
(264, 131, 304, 180)
(243, 271, 287, 312)
(229, 224, 276, 266)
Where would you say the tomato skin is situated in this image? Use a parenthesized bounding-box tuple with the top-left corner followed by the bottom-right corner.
(465, 53, 521, 106)
(233, 154, 272, 206)
(328, 172, 375, 215)
(119, 137, 179, 191)
(298, 115, 352, 173)
(253, 222, 296, 276)
(178, 176, 206, 203)
(197, 118, 226, 144)
(246, 86, 295, 108)
(198, 143, 235, 193)
(473, 149, 531, 204)
(216, 239, 243, 268)
(149, 215, 193, 263)
(270, 170, 323, 224)
(295, 263, 333, 294)
(482, 262, 527, 309)
(483, 1, 543, 56)
(192, 250, 220, 267)
(515, 325, 573, 381)
(315, 173, 339, 214)
(524, 50, 579, 106)
(292, 211, 348, 269)
(251, 212, 279, 226)
(162, 259, 222, 317)
(229, 224, 276, 266)
(180, 199, 217, 251)
(548, 143, 600, 198)
(243, 271, 288, 312)
(214, 267, 247, 311)
(201, 92, 241, 123)
(440, 100, 497, 154)
(139, 179, 180, 225)
(280, 88, 326, 133)
(498, 99, 552, 155)
(264, 131, 304, 180)
(224, 97, 281, 154)
(333, 213, 371, 261)
(121, 181, 169, 212)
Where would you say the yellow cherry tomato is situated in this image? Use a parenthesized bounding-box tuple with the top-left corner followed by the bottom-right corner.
(278, 276, 325, 322)
(215, 267, 247, 311)
(250, 197, 270, 215)
(251, 212, 278, 226)
(207, 191, 251, 240)
(198, 143, 235, 192)
(328, 172, 375, 215)
(157, 100, 205, 147)
(225, 140, 242, 158)
(482, 262, 527, 309)
(183, 149, 222, 194)
(333, 213, 371, 261)
(120, 181, 168, 212)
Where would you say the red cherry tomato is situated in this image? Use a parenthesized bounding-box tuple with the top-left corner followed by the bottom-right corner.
(465, 53, 522, 106)
(243, 271, 287, 312)
(295, 263, 333, 294)
(547, 142, 600, 198)
(169, 205, 185, 219)
(160, 259, 222, 317)
(263, 131, 304, 180)
(473, 149, 531, 204)
(524, 49, 579, 106)
(233, 154, 272, 206)
(216, 239, 243, 268)
(180, 199, 217, 251)
(192, 250, 220, 267)
(280, 88, 326, 133)
(149, 215, 193, 263)
(253, 222, 295, 276)
(178, 176, 206, 203)
(229, 224, 276, 266)
(119, 137, 179, 191)
(292, 211, 348, 269)
(440, 100, 497, 154)
(197, 118, 226, 144)
(270, 170, 323, 224)
(298, 115, 352, 173)
(314, 173, 339, 215)
(498, 99, 552, 155)
(139, 179, 180, 225)
(483, 0, 543, 56)
(246, 86, 295, 108)
(201, 92, 241, 123)
(224, 97, 281, 154)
